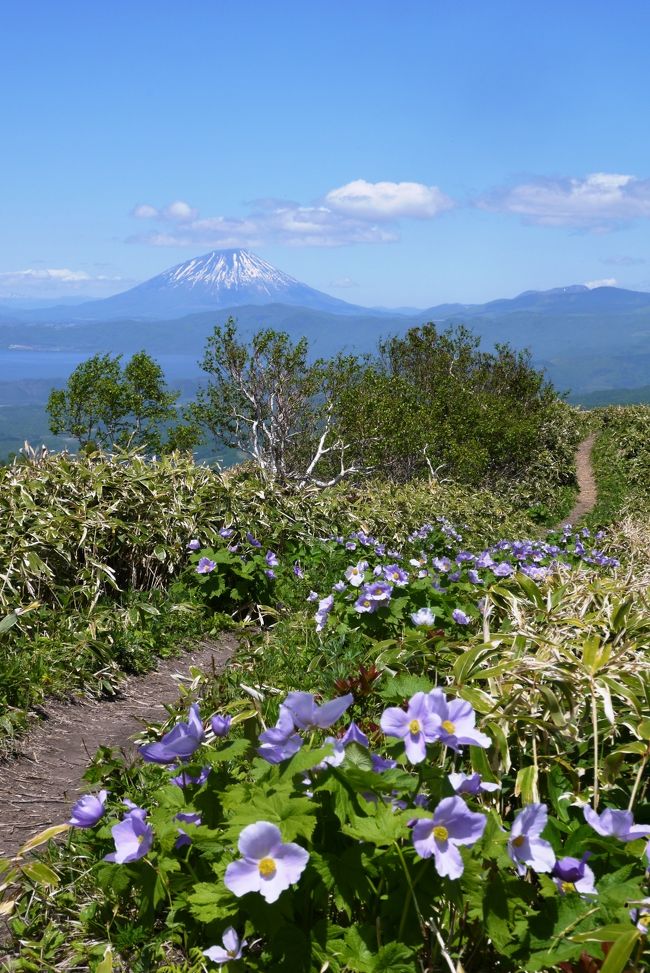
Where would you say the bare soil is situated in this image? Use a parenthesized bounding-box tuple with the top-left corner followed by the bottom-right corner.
(561, 433, 598, 526)
(0, 636, 235, 858)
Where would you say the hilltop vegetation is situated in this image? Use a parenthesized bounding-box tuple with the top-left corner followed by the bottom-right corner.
(0, 329, 649, 971)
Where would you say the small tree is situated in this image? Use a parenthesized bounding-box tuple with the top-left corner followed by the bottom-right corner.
(188, 319, 366, 485)
(47, 351, 192, 452)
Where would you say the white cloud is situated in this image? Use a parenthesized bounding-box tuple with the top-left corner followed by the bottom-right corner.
(324, 179, 453, 220)
(479, 172, 650, 231)
(584, 277, 618, 289)
(132, 203, 159, 219)
(601, 254, 646, 266)
(0, 267, 128, 298)
(129, 179, 453, 248)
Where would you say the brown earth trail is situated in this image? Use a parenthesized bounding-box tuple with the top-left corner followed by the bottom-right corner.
(0, 637, 234, 857)
(561, 433, 598, 527)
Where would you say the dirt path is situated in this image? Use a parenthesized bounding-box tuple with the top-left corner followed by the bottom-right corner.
(561, 432, 598, 527)
(0, 637, 235, 857)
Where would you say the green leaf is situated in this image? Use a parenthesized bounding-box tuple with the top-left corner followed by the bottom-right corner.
(342, 804, 409, 846)
(21, 861, 59, 887)
(572, 924, 637, 943)
(187, 882, 237, 923)
(600, 929, 640, 973)
(514, 765, 538, 803)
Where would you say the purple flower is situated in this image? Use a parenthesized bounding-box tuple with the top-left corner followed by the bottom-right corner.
(345, 541, 357, 551)
(383, 564, 409, 586)
(583, 806, 650, 842)
(219, 527, 234, 538)
(246, 532, 262, 547)
(314, 594, 334, 633)
(175, 812, 202, 849)
(428, 689, 491, 751)
(187, 539, 201, 551)
(467, 569, 481, 585)
(139, 703, 204, 764)
(316, 736, 346, 769)
(372, 753, 398, 772)
(257, 706, 302, 764)
(475, 552, 494, 569)
(448, 772, 500, 795)
(380, 692, 441, 764)
(432, 556, 451, 572)
(332, 580, 346, 592)
(307, 590, 319, 602)
(493, 562, 513, 577)
(224, 821, 309, 903)
(411, 607, 436, 627)
(196, 557, 216, 574)
(452, 608, 470, 625)
(69, 789, 108, 828)
(354, 592, 378, 613)
(203, 927, 248, 965)
(412, 796, 487, 878)
(293, 561, 304, 578)
(365, 581, 393, 602)
(265, 550, 279, 568)
(508, 804, 556, 875)
(552, 854, 597, 897)
(211, 714, 232, 738)
(170, 766, 211, 787)
(265, 569, 276, 580)
(341, 722, 369, 748)
(105, 809, 153, 863)
(283, 691, 353, 730)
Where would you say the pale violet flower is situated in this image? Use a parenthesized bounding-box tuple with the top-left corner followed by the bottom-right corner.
(411, 607, 436, 627)
(428, 689, 490, 751)
(257, 706, 302, 764)
(105, 808, 153, 863)
(583, 806, 650, 842)
(224, 821, 309, 903)
(383, 564, 409, 586)
(380, 692, 440, 764)
(452, 608, 470, 625)
(139, 703, 204, 764)
(203, 926, 247, 965)
(196, 557, 216, 574)
(508, 803, 556, 876)
(284, 691, 353, 730)
(412, 796, 486, 879)
(448, 772, 500, 795)
(345, 561, 368, 587)
(187, 539, 201, 551)
(69, 789, 108, 828)
(552, 854, 597, 897)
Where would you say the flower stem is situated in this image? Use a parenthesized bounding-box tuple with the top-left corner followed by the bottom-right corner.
(627, 748, 650, 812)
(591, 682, 599, 810)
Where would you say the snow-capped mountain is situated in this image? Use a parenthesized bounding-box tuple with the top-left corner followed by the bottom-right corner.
(32, 249, 365, 321)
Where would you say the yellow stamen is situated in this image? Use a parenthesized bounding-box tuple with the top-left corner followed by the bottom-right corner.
(561, 882, 575, 893)
(258, 857, 277, 878)
(408, 719, 421, 734)
(442, 720, 455, 733)
(433, 825, 449, 841)
(512, 835, 525, 848)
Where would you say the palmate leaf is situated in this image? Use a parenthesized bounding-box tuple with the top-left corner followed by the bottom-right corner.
(187, 881, 237, 923)
(226, 791, 316, 842)
(341, 803, 410, 846)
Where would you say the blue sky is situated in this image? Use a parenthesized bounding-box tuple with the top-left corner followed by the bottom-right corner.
(2, 0, 650, 306)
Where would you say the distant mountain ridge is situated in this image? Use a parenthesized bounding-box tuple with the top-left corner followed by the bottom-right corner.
(2, 248, 650, 396)
(17, 249, 369, 321)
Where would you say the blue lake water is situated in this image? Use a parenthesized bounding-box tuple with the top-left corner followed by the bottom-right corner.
(0, 350, 204, 383)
